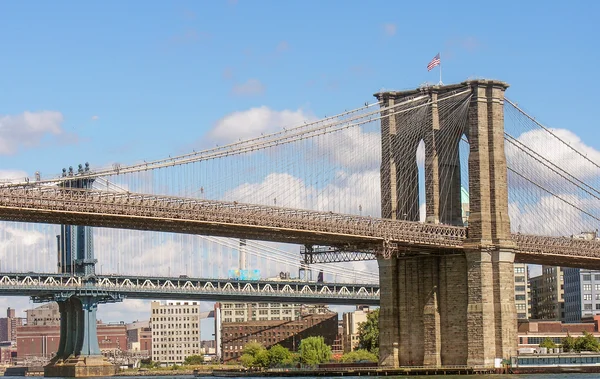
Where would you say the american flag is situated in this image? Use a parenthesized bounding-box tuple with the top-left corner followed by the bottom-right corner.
(427, 53, 440, 71)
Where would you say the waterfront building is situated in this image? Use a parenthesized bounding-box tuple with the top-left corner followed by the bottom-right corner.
(150, 301, 201, 365)
(518, 317, 600, 348)
(220, 312, 337, 362)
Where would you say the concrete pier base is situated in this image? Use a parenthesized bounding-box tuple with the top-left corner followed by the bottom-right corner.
(44, 355, 116, 377)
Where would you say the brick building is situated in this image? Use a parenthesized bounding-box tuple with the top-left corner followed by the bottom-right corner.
(16, 323, 127, 359)
(221, 312, 337, 362)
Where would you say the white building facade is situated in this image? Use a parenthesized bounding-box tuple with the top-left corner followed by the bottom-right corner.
(150, 301, 201, 365)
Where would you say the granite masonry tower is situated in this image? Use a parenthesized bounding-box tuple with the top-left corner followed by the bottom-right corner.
(375, 80, 517, 368)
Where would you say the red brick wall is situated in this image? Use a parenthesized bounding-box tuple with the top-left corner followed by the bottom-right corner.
(16, 324, 127, 358)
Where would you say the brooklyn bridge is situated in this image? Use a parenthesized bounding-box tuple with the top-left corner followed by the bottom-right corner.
(1, 79, 599, 374)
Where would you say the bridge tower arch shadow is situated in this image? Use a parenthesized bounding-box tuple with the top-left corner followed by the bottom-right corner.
(375, 80, 516, 368)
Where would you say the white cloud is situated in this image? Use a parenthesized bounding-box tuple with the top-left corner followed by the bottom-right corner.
(91, 115, 99, 121)
(315, 127, 381, 170)
(222, 170, 381, 218)
(382, 23, 397, 36)
(231, 79, 266, 96)
(506, 128, 600, 185)
(209, 106, 314, 144)
(0, 111, 65, 155)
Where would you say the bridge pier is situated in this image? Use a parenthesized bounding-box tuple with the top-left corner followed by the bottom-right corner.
(45, 296, 115, 377)
(376, 80, 517, 368)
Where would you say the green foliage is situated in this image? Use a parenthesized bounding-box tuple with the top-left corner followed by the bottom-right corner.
(169, 364, 182, 370)
(560, 332, 600, 352)
(575, 331, 600, 352)
(239, 354, 256, 368)
(183, 355, 204, 365)
(268, 344, 294, 367)
(340, 349, 378, 363)
(243, 342, 266, 357)
(357, 309, 379, 356)
(139, 359, 160, 369)
(539, 337, 557, 349)
(240, 342, 269, 368)
(298, 336, 332, 366)
(562, 334, 576, 352)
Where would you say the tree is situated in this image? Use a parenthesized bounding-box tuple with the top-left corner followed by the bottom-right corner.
(243, 342, 266, 357)
(562, 333, 576, 352)
(268, 344, 293, 367)
(575, 331, 600, 352)
(239, 342, 269, 368)
(183, 355, 204, 365)
(340, 349, 378, 363)
(358, 308, 379, 356)
(539, 337, 557, 349)
(298, 336, 332, 366)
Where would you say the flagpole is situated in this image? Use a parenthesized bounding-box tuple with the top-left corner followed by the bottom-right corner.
(439, 53, 443, 85)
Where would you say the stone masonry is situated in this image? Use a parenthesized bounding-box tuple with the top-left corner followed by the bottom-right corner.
(375, 80, 517, 368)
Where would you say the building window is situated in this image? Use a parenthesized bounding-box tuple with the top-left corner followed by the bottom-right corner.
(584, 284, 592, 291)
(585, 304, 593, 310)
(584, 294, 592, 301)
(584, 274, 592, 281)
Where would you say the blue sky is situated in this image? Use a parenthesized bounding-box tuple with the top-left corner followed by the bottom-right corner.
(0, 0, 599, 332)
(1, 0, 599, 176)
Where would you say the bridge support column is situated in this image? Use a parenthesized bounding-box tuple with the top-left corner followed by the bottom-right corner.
(45, 296, 115, 378)
(378, 256, 442, 367)
(377, 257, 399, 367)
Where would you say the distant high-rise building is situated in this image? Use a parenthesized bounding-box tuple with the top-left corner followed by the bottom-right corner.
(564, 232, 600, 323)
(514, 263, 530, 319)
(150, 301, 201, 365)
(0, 308, 24, 343)
(529, 266, 564, 320)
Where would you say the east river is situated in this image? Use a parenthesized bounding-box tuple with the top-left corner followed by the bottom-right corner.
(4, 375, 599, 379)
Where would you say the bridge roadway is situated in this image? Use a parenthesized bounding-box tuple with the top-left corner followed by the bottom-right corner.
(0, 272, 380, 305)
(1, 186, 600, 268)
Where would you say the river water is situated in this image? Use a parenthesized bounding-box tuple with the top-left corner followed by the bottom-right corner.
(3, 375, 598, 379)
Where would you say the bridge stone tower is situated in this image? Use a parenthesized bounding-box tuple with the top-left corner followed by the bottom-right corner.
(44, 164, 119, 378)
(375, 80, 517, 368)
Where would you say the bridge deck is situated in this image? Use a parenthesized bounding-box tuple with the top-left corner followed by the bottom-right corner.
(0, 186, 599, 267)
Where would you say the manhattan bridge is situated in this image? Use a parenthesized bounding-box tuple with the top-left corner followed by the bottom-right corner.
(0, 80, 599, 374)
